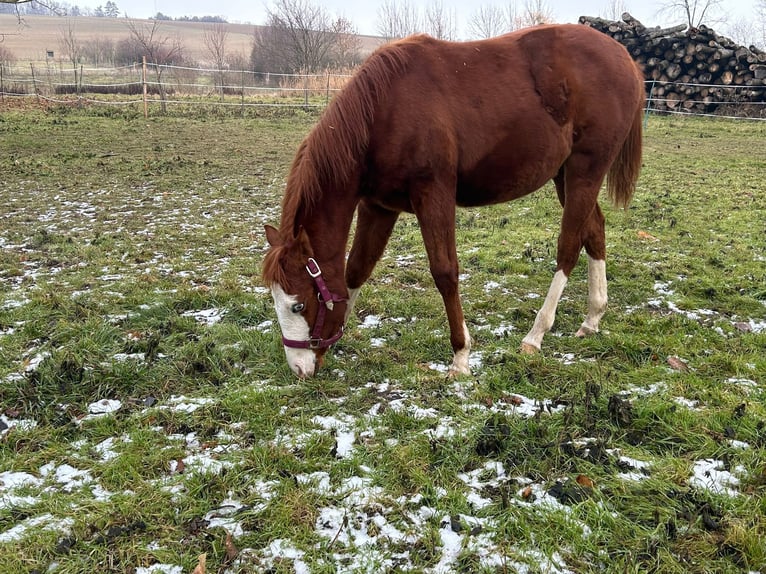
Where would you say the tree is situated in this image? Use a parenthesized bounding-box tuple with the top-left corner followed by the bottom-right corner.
(82, 35, 115, 66)
(251, 0, 360, 74)
(469, 2, 524, 39)
(58, 19, 83, 89)
(0, 44, 16, 75)
(104, 1, 119, 17)
(520, 0, 554, 26)
(376, 0, 421, 41)
(423, 1, 456, 40)
(125, 18, 185, 112)
(757, 0, 766, 48)
(203, 22, 229, 99)
(656, 0, 724, 28)
(601, 0, 629, 21)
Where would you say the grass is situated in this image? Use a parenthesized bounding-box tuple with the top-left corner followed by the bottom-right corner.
(0, 105, 765, 574)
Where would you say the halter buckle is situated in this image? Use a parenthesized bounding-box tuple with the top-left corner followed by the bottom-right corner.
(306, 258, 322, 278)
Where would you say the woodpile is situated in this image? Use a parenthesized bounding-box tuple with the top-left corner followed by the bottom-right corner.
(580, 13, 766, 115)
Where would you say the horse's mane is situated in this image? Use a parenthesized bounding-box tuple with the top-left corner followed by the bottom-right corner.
(276, 41, 411, 239)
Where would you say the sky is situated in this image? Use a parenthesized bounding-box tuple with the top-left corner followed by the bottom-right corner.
(74, 0, 758, 39)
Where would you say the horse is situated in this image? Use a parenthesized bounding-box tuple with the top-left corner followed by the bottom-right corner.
(262, 23, 645, 378)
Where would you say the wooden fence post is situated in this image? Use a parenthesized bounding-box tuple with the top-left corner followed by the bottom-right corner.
(142, 56, 148, 119)
(240, 69, 245, 116)
(30, 63, 39, 104)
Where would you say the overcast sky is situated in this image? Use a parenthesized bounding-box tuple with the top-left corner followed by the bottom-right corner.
(74, 0, 757, 39)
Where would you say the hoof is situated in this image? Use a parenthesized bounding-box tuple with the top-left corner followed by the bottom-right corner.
(448, 364, 472, 378)
(520, 342, 540, 355)
(575, 326, 597, 338)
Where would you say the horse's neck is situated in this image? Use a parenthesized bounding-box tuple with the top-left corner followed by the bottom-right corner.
(299, 192, 358, 280)
(290, 135, 361, 277)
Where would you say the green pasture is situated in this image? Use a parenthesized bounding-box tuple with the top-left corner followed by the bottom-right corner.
(0, 106, 764, 573)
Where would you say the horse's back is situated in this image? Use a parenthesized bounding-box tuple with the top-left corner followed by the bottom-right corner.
(387, 25, 642, 128)
(364, 25, 644, 207)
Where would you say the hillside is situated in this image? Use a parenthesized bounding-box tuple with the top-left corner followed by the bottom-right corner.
(0, 14, 384, 65)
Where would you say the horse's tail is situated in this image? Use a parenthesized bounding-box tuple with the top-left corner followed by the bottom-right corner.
(607, 83, 645, 209)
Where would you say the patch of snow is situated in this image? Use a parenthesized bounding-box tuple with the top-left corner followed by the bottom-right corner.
(182, 308, 225, 325)
(135, 565, 183, 574)
(159, 396, 216, 414)
(673, 397, 700, 410)
(312, 414, 356, 459)
(359, 315, 381, 329)
(204, 496, 247, 537)
(89, 399, 122, 414)
(689, 459, 744, 497)
(0, 415, 37, 438)
(0, 514, 75, 543)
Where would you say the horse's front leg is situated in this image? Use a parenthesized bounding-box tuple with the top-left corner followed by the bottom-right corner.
(412, 196, 471, 376)
(345, 200, 400, 322)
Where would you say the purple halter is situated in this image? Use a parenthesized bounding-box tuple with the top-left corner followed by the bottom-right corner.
(281, 258, 346, 350)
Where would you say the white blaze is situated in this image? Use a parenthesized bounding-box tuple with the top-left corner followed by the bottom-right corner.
(271, 284, 316, 377)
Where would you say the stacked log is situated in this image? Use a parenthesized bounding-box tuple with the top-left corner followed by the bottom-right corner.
(580, 13, 766, 115)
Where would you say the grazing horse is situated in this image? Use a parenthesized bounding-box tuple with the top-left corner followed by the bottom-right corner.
(262, 24, 645, 378)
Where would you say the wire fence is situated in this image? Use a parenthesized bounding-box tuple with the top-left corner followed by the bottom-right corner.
(0, 61, 354, 113)
(1, 60, 765, 120)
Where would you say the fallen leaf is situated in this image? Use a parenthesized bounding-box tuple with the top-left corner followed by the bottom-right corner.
(576, 474, 594, 488)
(191, 553, 206, 574)
(667, 356, 689, 372)
(508, 395, 523, 406)
(521, 486, 533, 499)
(637, 230, 659, 241)
(224, 532, 239, 562)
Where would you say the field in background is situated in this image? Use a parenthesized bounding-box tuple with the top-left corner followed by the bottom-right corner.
(0, 14, 384, 65)
(0, 108, 765, 573)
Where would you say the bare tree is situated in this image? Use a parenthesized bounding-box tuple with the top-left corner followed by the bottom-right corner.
(203, 22, 229, 100)
(469, 4, 507, 39)
(521, 0, 554, 26)
(469, 2, 525, 39)
(0, 44, 17, 75)
(505, 2, 523, 30)
(330, 17, 364, 67)
(656, 0, 724, 28)
(601, 0, 629, 21)
(424, 1, 456, 40)
(81, 36, 115, 66)
(376, 0, 421, 41)
(125, 18, 185, 112)
(58, 19, 83, 91)
(252, 0, 360, 75)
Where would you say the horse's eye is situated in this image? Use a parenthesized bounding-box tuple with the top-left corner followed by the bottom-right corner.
(291, 302, 305, 313)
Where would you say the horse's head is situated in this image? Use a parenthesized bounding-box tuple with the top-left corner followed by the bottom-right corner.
(263, 225, 347, 378)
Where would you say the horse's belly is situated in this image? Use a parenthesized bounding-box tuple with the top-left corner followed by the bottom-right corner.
(455, 180, 540, 207)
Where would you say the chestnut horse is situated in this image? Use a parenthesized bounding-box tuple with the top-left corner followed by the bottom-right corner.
(263, 24, 644, 378)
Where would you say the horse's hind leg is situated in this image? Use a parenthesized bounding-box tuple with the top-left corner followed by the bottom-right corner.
(345, 200, 400, 321)
(576, 205, 608, 337)
(521, 166, 605, 353)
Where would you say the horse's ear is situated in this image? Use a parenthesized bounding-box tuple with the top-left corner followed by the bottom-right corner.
(264, 225, 282, 247)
